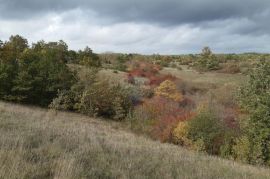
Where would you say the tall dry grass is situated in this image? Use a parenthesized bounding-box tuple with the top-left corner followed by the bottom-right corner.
(0, 101, 269, 179)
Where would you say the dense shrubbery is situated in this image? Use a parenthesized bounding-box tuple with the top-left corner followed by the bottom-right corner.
(237, 60, 270, 165)
(51, 69, 133, 120)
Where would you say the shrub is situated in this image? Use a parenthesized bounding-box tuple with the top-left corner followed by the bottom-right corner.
(232, 136, 251, 163)
(141, 86, 154, 98)
(50, 68, 133, 120)
(148, 74, 176, 86)
(78, 47, 101, 68)
(127, 61, 161, 79)
(155, 80, 183, 102)
(238, 60, 270, 165)
(152, 110, 193, 143)
(78, 80, 133, 120)
(187, 108, 225, 155)
(128, 96, 183, 136)
(172, 121, 192, 146)
(49, 90, 75, 111)
(193, 47, 220, 72)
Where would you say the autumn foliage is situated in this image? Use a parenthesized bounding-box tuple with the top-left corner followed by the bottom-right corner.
(155, 80, 183, 102)
(152, 111, 195, 142)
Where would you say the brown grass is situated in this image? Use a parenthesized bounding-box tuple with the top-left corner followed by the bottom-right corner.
(0, 101, 269, 179)
(160, 66, 247, 86)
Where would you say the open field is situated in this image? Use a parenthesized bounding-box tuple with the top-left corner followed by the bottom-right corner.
(0, 101, 269, 179)
(161, 66, 247, 86)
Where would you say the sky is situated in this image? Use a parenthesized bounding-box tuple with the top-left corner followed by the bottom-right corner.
(0, 0, 270, 54)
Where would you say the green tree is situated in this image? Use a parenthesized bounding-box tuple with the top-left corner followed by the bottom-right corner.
(239, 60, 270, 165)
(0, 36, 25, 100)
(201, 46, 212, 57)
(194, 47, 220, 71)
(1, 35, 28, 61)
(79, 46, 101, 67)
(32, 40, 69, 63)
(12, 47, 76, 106)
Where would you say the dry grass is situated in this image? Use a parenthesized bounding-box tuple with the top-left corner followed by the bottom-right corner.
(0, 101, 269, 179)
(68, 64, 128, 84)
(161, 66, 247, 86)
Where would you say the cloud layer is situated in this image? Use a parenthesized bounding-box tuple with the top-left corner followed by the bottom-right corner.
(0, 0, 270, 54)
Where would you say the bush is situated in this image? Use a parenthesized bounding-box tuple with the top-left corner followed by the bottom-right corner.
(187, 108, 225, 155)
(78, 47, 101, 68)
(172, 121, 192, 146)
(238, 60, 270, 165)
(152, 111, 193, 142)
(49, 90, 75, 111)
(154, 80, 183, 102)
(50, 68, 133, 120)
(193, 47, 220, 72)
(148, 74, 176, 86)
(232, 136, 251, 163)
(78, 80, 132, 120)
(128, 96, 183, 136)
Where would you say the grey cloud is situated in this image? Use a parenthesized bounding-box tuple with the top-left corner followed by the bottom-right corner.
(1, 0, 270, 54)
(1, 0, 270, 26)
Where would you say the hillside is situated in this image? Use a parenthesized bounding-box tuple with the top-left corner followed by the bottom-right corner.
(0, 101, 269, 179)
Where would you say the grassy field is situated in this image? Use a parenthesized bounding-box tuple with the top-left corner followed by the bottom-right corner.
(161, 66, 247, 86)
(0, 101, 269, 179)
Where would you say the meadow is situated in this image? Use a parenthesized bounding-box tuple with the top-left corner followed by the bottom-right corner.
(1, 101, 270, 179)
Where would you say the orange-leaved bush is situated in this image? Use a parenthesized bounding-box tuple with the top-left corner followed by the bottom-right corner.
(152, 110, 195, 143)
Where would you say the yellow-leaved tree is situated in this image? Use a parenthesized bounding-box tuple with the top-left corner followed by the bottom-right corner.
(154, 80, 183, 102)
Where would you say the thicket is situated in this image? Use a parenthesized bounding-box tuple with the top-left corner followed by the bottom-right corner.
(237, 60, 270, 165)
(51, 72, 133, 120)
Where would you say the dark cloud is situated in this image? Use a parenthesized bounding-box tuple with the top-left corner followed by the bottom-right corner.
(0, 0, 270, 54)
(1, 0, 269, 26)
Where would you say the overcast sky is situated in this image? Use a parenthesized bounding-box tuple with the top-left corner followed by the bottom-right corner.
(0, 0, 270, 54)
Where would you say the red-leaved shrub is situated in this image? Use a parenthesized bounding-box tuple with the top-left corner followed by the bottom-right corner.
(152, 111, 195, 142)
